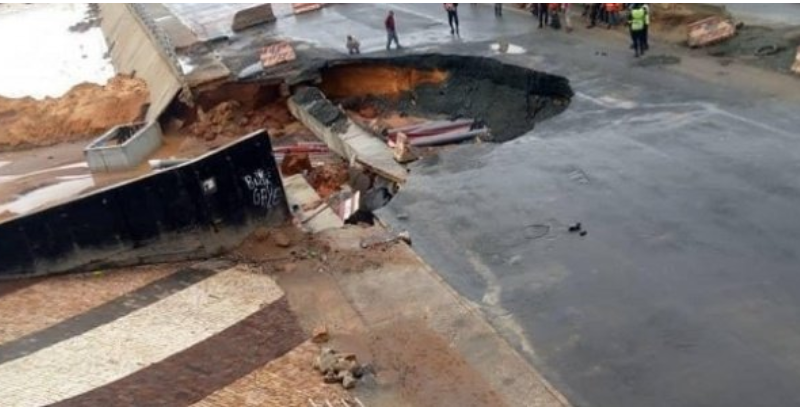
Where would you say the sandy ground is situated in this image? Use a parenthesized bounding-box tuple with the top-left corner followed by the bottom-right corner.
(0, 75, 149, 151)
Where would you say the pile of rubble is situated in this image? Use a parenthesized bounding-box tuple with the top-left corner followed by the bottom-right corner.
(313, 347, 366, 390)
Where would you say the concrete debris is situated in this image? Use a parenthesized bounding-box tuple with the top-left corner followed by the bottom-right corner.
(273, 231, 292, 248)
(313, 347, 365, 390)
(231, 4, 276, 32)
(360, 230, 411, 249)
(260, 41, 297, 68)
(687, 16, 736, 48)
(392, 132, 419, 164)
(312, 325, 330, 344)
(252, 227, 271, 243)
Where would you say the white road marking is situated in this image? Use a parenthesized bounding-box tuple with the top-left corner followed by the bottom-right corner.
(0, 267, 283, 407)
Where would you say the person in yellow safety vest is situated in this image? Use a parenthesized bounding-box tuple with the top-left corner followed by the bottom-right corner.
(628, 4, 647, 58)
(642, 3, 650, 51)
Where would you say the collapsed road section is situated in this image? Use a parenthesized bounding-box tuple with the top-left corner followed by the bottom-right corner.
(317, 54, 574, 143)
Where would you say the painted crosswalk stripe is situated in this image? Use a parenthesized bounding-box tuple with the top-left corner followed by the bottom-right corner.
(0, 267, 216, 365)
(0, 267, 283, 407)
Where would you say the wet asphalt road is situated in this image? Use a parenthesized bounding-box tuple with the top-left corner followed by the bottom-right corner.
(356, 4, 800, 407)
(189, 3, 800, 405)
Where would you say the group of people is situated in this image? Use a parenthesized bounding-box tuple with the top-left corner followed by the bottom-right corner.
(346, 3, 650, 58)
(530, 3, 651, 57)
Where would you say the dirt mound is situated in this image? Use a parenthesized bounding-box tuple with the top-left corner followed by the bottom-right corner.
(0, 75, 149, 151)
(185, 98, 298, 142)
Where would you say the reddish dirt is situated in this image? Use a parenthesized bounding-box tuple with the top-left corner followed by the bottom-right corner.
(184, 98, 300, 142)
(280, 153, 313, 176)
(306, 163, 350, 200)
(0, 75, 149, 151)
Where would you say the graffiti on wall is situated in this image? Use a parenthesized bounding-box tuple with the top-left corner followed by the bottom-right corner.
(243, 168, 283, 209)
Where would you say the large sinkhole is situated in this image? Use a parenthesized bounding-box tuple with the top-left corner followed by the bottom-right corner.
(316, 53, 574, 143)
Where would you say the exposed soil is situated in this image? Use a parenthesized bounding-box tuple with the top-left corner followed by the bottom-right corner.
(307, 162, 350, 200)
(0, 75, 149, 151)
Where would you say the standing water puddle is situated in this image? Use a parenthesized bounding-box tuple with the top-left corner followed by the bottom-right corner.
(0, 177, 95, 215)
(490, 43, 526, 54)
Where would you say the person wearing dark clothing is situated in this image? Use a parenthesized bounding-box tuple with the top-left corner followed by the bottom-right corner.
(444, 3, 459, 35)
(385, 11, 401, 50)
(538, 3, 549, 28)
(494, 3, 503, 17)
(586, 3, 601, 28)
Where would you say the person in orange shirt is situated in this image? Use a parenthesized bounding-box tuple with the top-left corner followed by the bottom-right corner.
(606, 3, 623, 28)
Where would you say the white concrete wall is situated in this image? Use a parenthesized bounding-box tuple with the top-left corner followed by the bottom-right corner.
(85, 122, 163, 172)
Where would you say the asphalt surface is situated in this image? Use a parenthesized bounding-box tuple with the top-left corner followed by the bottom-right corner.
(169, 3, 800, 405)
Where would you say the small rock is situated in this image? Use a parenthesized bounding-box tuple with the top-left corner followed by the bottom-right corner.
(316, 347, 338, 374)
(312, 325, 330, 344)
(273, 231, 292, 248)
(342, 372, 357, 389)
(396, 213, 410, 221)
(253, 227, 270, 242)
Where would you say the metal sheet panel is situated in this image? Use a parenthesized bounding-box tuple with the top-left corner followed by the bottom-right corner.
(98, 4, 184, 121)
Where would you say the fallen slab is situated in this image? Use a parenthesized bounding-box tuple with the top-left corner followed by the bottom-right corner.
(687, 16, 737, 48)
(282, 174, 344, 233)
(288, 87, 408, 184)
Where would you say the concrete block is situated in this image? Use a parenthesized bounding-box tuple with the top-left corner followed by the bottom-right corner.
(85, 122, 163, 172)
(687, 16, 736, 48)
(292, 3, 323, 14)
(231, 4, 276, 32)
(260, 42, 297, 68)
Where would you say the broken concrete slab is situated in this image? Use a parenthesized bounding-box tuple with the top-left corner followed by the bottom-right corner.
(288, 88, 408, 184)
(282, 174, 344, 233)
(687, 16, 737, 48)
(260, 42, 297, 68)
(231, 4, 276, 32)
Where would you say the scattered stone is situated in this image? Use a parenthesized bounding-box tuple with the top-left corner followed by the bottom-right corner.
(312, 325, 330, 344)
(342, 372, 357, 389)
(273, 231, 292, 248)
(253, 227, 271, 242)
(396, 213, 410, 221)
(393, 132, 419, 164)
(360, 230, 411, 248)
(313, 347, 365, 390)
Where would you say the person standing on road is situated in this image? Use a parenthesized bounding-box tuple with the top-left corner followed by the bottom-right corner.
(642, 3, 650, 50)
(494, 3, 503, 17)
(562, 3, 573, 32)
(538, 3, 549, 28)
(385, 10, 401, 50)
(444, 3, 460, 36)
(628, 3, 647, 57)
